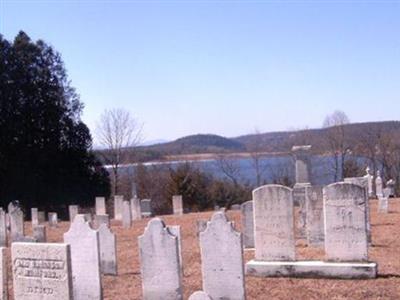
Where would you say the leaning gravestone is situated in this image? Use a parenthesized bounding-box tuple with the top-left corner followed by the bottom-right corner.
(9, 204, 24, 242)
(130, 197, 142, 221)
(33, 225, 46, 243)
(200, 212, 245, 300)
(305, 186, 324, 246)
(138, 218, 182, 300)
(63, 215, 102, 300)
(31, 208, 38, 227)
(95, 197, 106, 215)
(172, 195, 183, 215)
(188, 291, 212, 300)
(0, 247, 7, 300)
(141, 199, 152, 217)
(114, 195, 124, 220)
(98, 223, 117, 275)
(378, 196, 389, 213)
(240, 201, 254, 248)
(0, 209, 7, 247)
(122, 201, 131, 228)
(68, 205, 79, 222)
(12, 242, 73, 300)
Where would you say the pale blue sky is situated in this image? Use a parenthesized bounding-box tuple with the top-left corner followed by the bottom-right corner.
(1, 0, 399, 144)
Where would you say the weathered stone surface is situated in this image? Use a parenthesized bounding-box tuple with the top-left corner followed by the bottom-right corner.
(375, 171, 383, 198)
(246, 260, 377, 279)
(305, 186, 324, 246)
(196, 220, 207, 237)
(48, 213, 58, 227)
(98, 224, 117, 275)
(386, 179, 396, 197)
(31, 208, 38, 227)
(364, 167, 374, 197)
(292, 145, 312, 184)
(83, 213, 92, 223)
(293, 183, 311, 239)
(9, 205, 24, 242)
(95, 197, 106, 215)
(130, 197, 142, 221)
(200, 212, 245, 300)
(172, 195, 183, 215)
(323, 183, 368, 261)
(0, 247, 7, 300)
(188, 291, 212, 300)
(167, 225, 182, 272)
(68, 205, 79, 222)
(37, 212, 45, 224)
(122, 201, 132, 228)
(94, 214, 110, 228)
(378, 196, 389, 213)
(138, 218, 182, 300)
(253, 185, 295, 261)
(140, 199, 152, 217)
(12, 242, 73, 300)
(114, 195, 124, 220)
(0, 209, 7, 247)
(63, 215, 102, 300)
(33, 225, 46, 243)
(240, 201, 254, 248)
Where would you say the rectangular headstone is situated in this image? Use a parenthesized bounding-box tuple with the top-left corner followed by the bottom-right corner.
(253, 185, 295, 261)
(48, 213, 58, 227)
(323, 182, 368, 261)
(31, 208, 38, 227)
(140, 199, 152, 218)
(375, 173, 383, 198)
(172, 195, 183, 215)
(98, 224, 117, 275)
(130, 197, 142, 221)
(138, 218, 182, 300)
(378, 196, 389, 213)
(9, 206, 24, 242)
(293, 183, 311, 239)
(292, 145, 312, 184)
(37, 212, 45, 224)
(114, 195, 123, 220)
(122, 201, 131, 228)
(63, 215, 102, 300)
(240, 201, 254, 248)
(305, 186, 324, 246)
(0, 247, 7, 300)
(200, 212, 245, 300)
(68, 205, 79, 222)
(0, 209, 7, 247)
(95, 197, 106, 215)
(33, 225, 46, 243)
(12, 242, 73, 300)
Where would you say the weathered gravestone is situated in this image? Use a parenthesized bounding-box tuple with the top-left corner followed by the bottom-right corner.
(130, 197, 142, 221)
(305, 186, 324, 246)
(12, 243, 73, 300)
(68, 205, 79, 222)
(31, 208, 38, 227)
(0, 247, 7, 300)
(188, 291, 212, 300)
(33, 225, 46, 243)
(37, 212, 45, 224)
(141, 199, 152, 218)
(114, 195, 124, 220)
(94, 214, 110, 228)
(0, 209, 7, 247)
(166, 225, 183, 274)
(364, 167, 374, 198)
(63, 215, 102, 300)
(386, 179, 396, 197)
(98, 223, 117, 275)
(293, 183, 311, 239)
(48, 213, 58, 227)
(122, 201, 132, 228)
(292, 145, 312, 184)
(138, 218, 182, 300)
(378, 196, 389, 213)
(200, 212, 245, 300)
(196, 220, 207, 237)
(375, 171, 383, 198)
(95, 197, 106, 215)
(240, 201, 254, 249)
(172, 195, 183, 215)
(9, 204, 24, 242)
(231, 204, 241, 211)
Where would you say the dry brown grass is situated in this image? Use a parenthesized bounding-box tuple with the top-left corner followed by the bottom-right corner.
(9, 198, 400, 299)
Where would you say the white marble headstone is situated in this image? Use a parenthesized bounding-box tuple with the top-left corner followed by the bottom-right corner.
(98, 224, 117, 275)
(240, 200, 254, 248)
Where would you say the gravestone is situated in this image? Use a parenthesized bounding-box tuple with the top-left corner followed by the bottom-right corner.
(305, 186, 324, 246)
(196, 220, 207, 237)
(240, 201, 254, 248)
(292, 183, 311, 239)
(31, 208, 38, 227)
(122, 201, 132, 228)
(378, 196, 389, 213)
(83, 213, 92, 223)
(12, 242, 73, 300)
(114, 195, 124, 220)
(48, 213, 58, 227)
(95, 197, 106, 215)
(138, 218, 182, 300)
(231, 204, 241, 211)
(140, 199, 152, 217)
(63, 215, 102, 300)
(0, 209, 6, 247)
(130, 197, 142, 221)
(37, 212, 45, 224)
(200, 212, 245, 300)
(172, 195, 183, 215)
(9, 205, 24, 242)
(364, 167, 374, 197)
(94, 214, 110, 228)
(253, 185, 295, 261)
(33, 225, 46, 243)
(189, 291, 212, 300)
(323, 183, 368, 261)
(98, 223, 117, 275)
(68, 205, 79, 222)
(292, 145, 312, 184)
(0, 247, 6, 300)
(375, 171, 383, 198)
(386, 179, 396, 197)
(167, 225, 183, 273)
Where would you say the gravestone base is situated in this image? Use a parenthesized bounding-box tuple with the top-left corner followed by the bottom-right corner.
(246, 260, 377, 279)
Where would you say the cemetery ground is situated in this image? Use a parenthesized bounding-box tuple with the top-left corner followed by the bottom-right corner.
(6, 199, 400, 299)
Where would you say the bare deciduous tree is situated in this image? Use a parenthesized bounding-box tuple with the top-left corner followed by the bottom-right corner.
(96, 108, 143, 195)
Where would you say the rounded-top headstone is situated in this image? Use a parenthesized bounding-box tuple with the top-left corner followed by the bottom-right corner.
(189, 291, 213, 300)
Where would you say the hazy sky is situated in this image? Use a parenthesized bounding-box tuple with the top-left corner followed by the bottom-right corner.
(1, 0, 399, 144)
